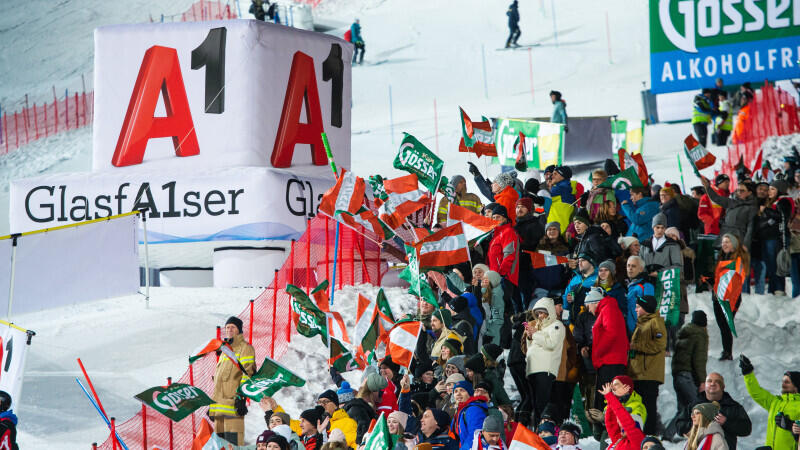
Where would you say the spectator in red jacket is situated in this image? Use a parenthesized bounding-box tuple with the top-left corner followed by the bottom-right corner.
(586, 287, 629, 409)
(697, 174, 730, 235)
(488, 204, 522, 313)
(601, 382, 646, 450)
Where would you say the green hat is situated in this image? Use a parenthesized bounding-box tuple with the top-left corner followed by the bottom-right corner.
(433, 309, 453, 328)
(693, 402, 720, 423)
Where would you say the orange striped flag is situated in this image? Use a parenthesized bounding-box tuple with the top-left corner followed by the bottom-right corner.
(524, 251, 569, 269)
(447, 203, 499, 242)
(387, 321, 423, 368)
(319, 168, 366, 217)
(413, 222, 470, 269)
(508, 423, 552, 450)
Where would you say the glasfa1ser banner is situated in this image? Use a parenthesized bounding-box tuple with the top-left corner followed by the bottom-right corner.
(492, 119, 564, 170)
(649, 0, 800, 93)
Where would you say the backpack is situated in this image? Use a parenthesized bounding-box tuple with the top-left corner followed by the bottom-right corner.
(344, 29, 352, 42)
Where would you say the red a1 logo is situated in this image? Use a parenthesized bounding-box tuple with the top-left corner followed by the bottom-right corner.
(112, 27, 345, 169)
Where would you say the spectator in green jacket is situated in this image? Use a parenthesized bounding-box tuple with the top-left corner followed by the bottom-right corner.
(740, 354, 800, 450)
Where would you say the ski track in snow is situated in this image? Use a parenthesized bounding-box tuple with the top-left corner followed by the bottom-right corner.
(3, 0, 800, 448)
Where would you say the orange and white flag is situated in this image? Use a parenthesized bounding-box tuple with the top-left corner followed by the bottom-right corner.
(508, 423, 552, 450)
(413, 222, 470, 269)
(319, 168, 366, 217)
(525, 251, 569, 269)
(387, 321, 423, 368)
(446, 203, 499, 242)
(327, 312, 350, 344)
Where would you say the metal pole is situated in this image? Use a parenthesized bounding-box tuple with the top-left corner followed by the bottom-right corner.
(605, 11, 612, 64)
(389, 85, 395, 144)
(481, 44, 489, 99)
(551, 0, 558, 47)
(6, 236, 18, 320)
(141, 212, 150, 308)
(331, 223, 341, 305)
(433, 98, 439, 154)
(528, 47, 535, 102)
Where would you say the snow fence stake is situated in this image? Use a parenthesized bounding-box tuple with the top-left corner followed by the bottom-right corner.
(249, 299, 254, 345)
(306, 218, 311, 295)
(271, 269, 278, 358)
(141, 404, 147, 450)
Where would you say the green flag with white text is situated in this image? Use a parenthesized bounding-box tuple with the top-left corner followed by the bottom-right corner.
(287, 284, 328, 345)
(364, 413, 393, 450)
(135, 383, 213, 422)
(393, 133, 444, 192)
(398, 245, 438, 307)
(655, 267, 681, 327)
(598, 167, 644, 190)
(238, 356, 306, 401)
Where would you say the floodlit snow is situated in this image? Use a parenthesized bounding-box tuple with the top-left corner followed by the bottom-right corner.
(2, 0, 800, 448)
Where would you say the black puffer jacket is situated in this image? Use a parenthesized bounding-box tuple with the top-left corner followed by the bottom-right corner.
(706, 188, 759, 249)
(572, 310, 597, 374)
(756, 196, 793, 244)
(570, 225, 622, 262)
(344, 398, 378, 444)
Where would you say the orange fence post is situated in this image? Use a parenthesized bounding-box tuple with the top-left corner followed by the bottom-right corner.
(33, 103, 39, 139)
(110, 417, 118, 450)
(249, 299, 254, 345)
(74, 93, 79, 128)
(306, 218, 311, 294)
(141, 404, 147, 450)
(271, 269, 278, 358)
(14, 112, 18, 148)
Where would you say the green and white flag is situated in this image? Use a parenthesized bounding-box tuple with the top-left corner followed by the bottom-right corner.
(655, 267, 681, 327)
(364, 413, 393, 450)
(598, 166, 644, 190)
(135, 383, 213, 422)
(393, 133, 444, 192)
(287, 284, 328, 345)
(438, 176, 457, 203)
(398, 245, 438, 307)
(375, 288, 396, 325)
(238, 356, 306, 401)
(330, 337, 363, 372)
(369, 175, 388, 202)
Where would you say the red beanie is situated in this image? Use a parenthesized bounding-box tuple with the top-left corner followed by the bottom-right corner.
(516, 197, 533, 211)
(613, 375, 634, 392)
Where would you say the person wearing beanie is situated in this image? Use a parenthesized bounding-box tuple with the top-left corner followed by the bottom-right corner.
(640, 210, 682, 276)
(594, 258, 627, 326)
(337, 381, 356, 404)
(620, 186, 661, 241)
(533, 220, 570, 304)
(640, 436, 662, 450)
(515, 193, 544, 311)
(550, 164, 576, 204)
(488, 171, 521, 227)
(628, 294, 667, 435)
(464, 353, 486, 379)
(210, 316, 256, 445)
(317, 388, 358, 449)
(266, 434, 291, 450)
(663, 310, 710, 442)
(488, 198, 523, 312)
(436, 174, 482, 224)
(740, 354, 800, 450)
(431, 309, 466, 360)
(587, 284, 629, 412)
(474, 415, 506, 450)
(524, 297, 565, 426)
(599, 381, 646, 450)
(537, 420, 558, 446)
(452, 379, 488, 450)
(417, 408, 457, 450)
(686, 401, 726, 450)
(758, 179, 794, 296)
(299, 406, 326, 450)
(657, 187, 681, 229)
(556, 421, 582, 448)
(257, 429, 276, 444)
(700, 173, 758, 251)
(561, 251, 598, 326)
(381, 355, 404, 397)
(447, 297, 478, 356)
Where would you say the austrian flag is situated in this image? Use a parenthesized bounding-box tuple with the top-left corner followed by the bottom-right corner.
(413, 223, 470, 269)
(525, 251, 568, 269)
(446, 203, 499, 242)
(387, 321, 423, 368)
(684, 134, 716, 173)
(378, 174, 430, 229)
(319, 168, 366, 217)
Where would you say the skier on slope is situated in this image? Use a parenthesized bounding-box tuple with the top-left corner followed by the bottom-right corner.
(350, 19, 365, 65)
(505, 1, 520, 48)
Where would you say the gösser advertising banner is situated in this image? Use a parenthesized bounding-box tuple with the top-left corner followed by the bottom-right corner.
(492, 118, 564, 170)
(649, 0, 800, 93)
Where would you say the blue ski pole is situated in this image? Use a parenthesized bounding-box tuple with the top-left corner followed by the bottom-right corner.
(76, 378, 130, 450)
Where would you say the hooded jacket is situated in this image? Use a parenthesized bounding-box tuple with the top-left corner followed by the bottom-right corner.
(562, 269, 598, 325)
(453, 396, 489, 450)
(524, 298, 566, 376)
(488, 222, 521, 286)
(481, 281, 505, 346)
(639, 236, 683, 274)
(628, 312, 667, 383)
(671, 322, 709, 387)
(591, 296, 629, 369)
(330, 408, 359, 448)
(494, 186, 520, 226)
(551, 179, 575, 204)
(624, 275, 655, 335)
(621, 196, 660, 241)
(744, 372, 800, 450)
(705, 188, 758, 249)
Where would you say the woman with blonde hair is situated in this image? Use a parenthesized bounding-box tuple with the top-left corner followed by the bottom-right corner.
(685, 402, 727, 450)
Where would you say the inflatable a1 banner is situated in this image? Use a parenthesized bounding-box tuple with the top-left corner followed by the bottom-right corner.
(0, 324, 30, 411)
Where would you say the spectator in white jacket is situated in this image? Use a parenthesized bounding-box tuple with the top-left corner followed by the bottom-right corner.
(524, 297, 566, 426)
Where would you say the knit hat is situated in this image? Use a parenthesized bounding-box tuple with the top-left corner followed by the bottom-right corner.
(559, 421, 582, 442)
(555, 165, 572, 179)
(651, 213, 667, 228)
(446, 355, 466, 374)
(300, 405, 324, 425)
(493, 172, 515, 190)
(577, 252, 597, 268)
(328, 428, 347, 444)
(584, 286, 605, 304)
(414, 360, 434, 378)
(388, 410, 409, 429)
(267, 435, 290, 450)
(442, 338, 462, 356)
(318, 389, 339, 407)
(537, 421, 556, 434)
(381, 355, 401, 375)
(640, 436, 663, 448)
(573, 208, 591, 226)
(430, 408, 451, 432)
(714, 174, 730, 186)
(464, 353, 486, 374)
(257, 430, 276, 444)
(660, 186, 675, 197)
(771, 179, 789, 195)
(453, 380, 474, 396)
(481, 343, 503, 362)
(693, 401, 720, 423)
(525, 178, 540, 194)
(432, 309, 453, 328)
(544, 165, 556, 175)
(491, 204, 510, 221)
(651, 184, 662, 194)
(271, 425, 293, 442)
(618, 236, 638, 250)
(516, 197, 533, 212)
(637, 295, 658, 314)
(473, 263, 490, 275)
(483, 203, 498, 216)
(273, 411, 291, 426)
(722, 233, 739, 251)
(475, 380, 493, 395)
(598, 259, 616, 276)
(445, 373, 466, 385)
(226, 316, 243, 334)
(484, 270, 502, 288)
(450, 175, 466, 189)
(482, 415, 504, 433)
(545, 221, 561, 232)
(449, 296, 469, 313)
(366, 372, 388, 392)
(613, 375, 635, 392)
(785, 371, 800, 390)
(691, 310, 708, 327)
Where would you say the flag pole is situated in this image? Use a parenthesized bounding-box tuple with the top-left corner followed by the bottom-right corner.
(676, 153, 687, 194)
(322, 132, 341, 304)
(318, 211, 382, 246)
(76, 378, 130, 450)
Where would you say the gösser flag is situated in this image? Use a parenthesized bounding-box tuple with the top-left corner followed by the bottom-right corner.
(393, 133, 444, 192)
(508, 421, 552, 450)
(387, 321, 423, 368)
(714, 258, 745, 338)
(683, 134, 716, 174)
(447, 203, 499, 242)
(655, 267, 681, 327)
(238, 356, 306, 401)
(413, 222, 470, 269)
(135, 383, 213, 422)
(458, 107, 497, 158)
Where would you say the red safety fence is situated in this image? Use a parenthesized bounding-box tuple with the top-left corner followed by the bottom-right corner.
(0, 91, 94, 156)
(98, 215, 388, 449)
(717, 81, 800, 188)
(180, 0, 237, 21)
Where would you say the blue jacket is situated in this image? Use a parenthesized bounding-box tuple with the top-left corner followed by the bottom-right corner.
(453, 398, 488, 450)
(562, 271, 598, 324)
(461, 293, 484, 338)
(625, 276, 655, 334)
(550, 179, 575, 204)
(620, 197, 659, 240)
(350, 23, 362, 43)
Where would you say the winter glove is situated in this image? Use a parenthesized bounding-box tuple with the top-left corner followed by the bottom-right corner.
(467, 162, 481, 177)
(739, 354, 754, 375)
(235, 394, 248, 416)
(775, 412, 794, 431)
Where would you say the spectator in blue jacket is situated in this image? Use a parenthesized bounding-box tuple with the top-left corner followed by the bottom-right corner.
(550, 166, 575, 204)
(451, 381, 488, 450)
(350, 19, 365, 64)
(620, 186, 660, 240)
(562, 253, 598, 324)
(625, 255, 655, 335)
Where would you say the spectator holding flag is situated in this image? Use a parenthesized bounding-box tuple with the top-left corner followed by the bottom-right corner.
(436, 175, 482, 225)
(700, 176, 758, 251)
(712, 234, 749, 361)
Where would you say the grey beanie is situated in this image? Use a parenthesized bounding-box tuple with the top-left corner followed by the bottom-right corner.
(446, 355, 466, 374)
(598, 259, 616, 276)
(450, 175, 466, 188)
(652, 212, 667, 228)
(366, 372, 388, 392)
(771, 179, 789, 195)
(493, 172, 515, 190)
(545, 221, 561, 232)
(482, 415, 504, 433)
